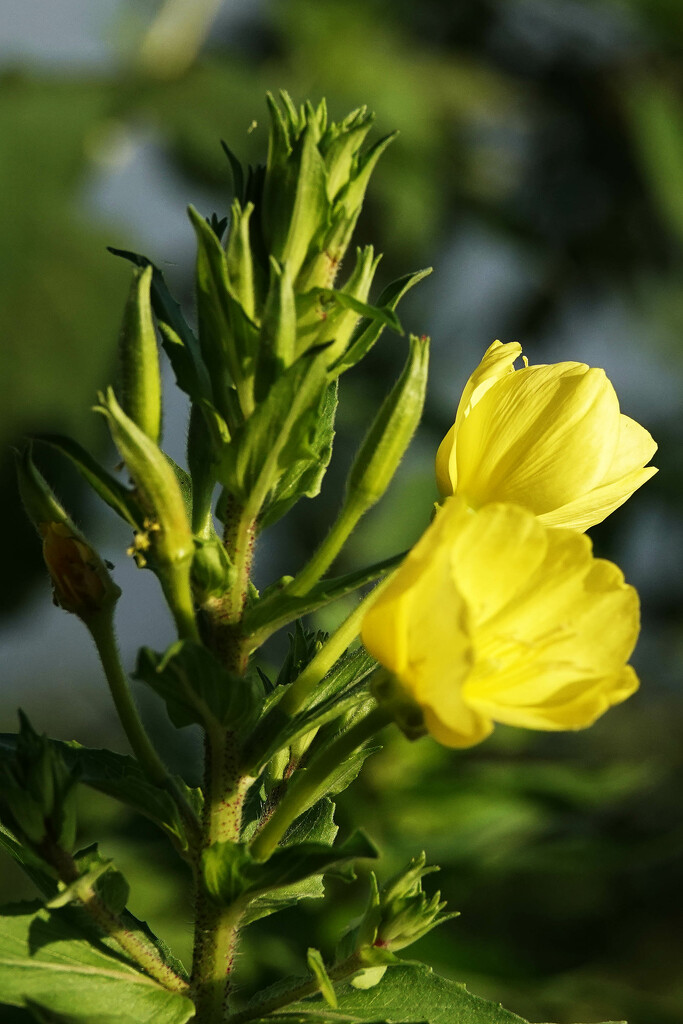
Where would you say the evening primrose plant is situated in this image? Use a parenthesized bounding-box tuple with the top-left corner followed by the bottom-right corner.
(1, 93, 655, 1024)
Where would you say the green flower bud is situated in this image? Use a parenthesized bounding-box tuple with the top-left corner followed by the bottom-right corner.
(0, 713, 79, 853)
(15, 447, 121, 622)
(346, 854, 457, 957)
(95, 388, 193, 569)
(117, 265, 162, 444)
(346, 334, 429, 511)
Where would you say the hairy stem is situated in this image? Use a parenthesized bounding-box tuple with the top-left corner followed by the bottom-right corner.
(286, 495, 367, 598)
(49, 844, 189, 994)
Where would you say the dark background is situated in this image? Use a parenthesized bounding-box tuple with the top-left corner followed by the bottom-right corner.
(1, 2, 682, 1022)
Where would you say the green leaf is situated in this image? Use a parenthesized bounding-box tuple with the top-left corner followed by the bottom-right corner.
(242, 799, 339, 924)
(0, 736, 187, 847)
(203, 830, 377, 907)
(245, 551, 406, 642)
(332, 268, 432, 376)
(107, 247, 210, 404)
(24, 998, 124, 1024)
(242, 650, 377, 775)
(260, 379, 338, 530)
(0, 903, 194, 1024)
(317, 289, 402, 336)
(34, 435, 140, 528)
(285, 963, 623, 1024)
(307, 948, 338, 1008)
(0, 825, 57, 901)
(135, 640, 262, 731)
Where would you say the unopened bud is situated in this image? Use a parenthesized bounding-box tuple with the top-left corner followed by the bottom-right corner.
(95, 388, 193, 569)
(15, 447, 120, 623)
(117, 265, 162, 444)
(346, 335, 429, 512)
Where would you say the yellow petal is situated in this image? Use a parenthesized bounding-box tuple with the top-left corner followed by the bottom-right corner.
(435, 423, 457, 495)
(604, 414, 658, 484)
(456, 364, 621, 514)
(436, 341, 522, 497)
(448, 502, 547, 623)
(538, 466, 658, 530)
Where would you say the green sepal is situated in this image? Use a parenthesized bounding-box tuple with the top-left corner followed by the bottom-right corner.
(244, 550, 406, 643)
(220, 139, 245, 204)
(307, 949, 338, 1008)
(117, 265, 161, 444)
(332, 267, 432, 376)
(107, 247, 210, 404)
(187, 404, 218, 536)
(33, 435, 140, 529)
(202, 829, 377, 906)
(134, 641, 263, 732)
(0, 823, 58, 900)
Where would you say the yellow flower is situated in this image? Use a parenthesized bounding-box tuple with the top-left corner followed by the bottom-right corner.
(435, 340, 657, 530)
(361, 498, 639, 748)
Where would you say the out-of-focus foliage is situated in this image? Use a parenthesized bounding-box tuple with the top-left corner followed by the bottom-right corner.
(1, 1, 682, 1022)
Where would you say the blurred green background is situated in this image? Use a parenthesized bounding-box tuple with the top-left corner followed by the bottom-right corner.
(1, 1, 682, 1022)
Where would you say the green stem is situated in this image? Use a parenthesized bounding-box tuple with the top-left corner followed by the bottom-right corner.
(50, 844, 189, 994)
(286, 495, 367, 597)
(250, 705, 391, 863)
(280, 576, 392, 717)
(227, 953, 365, 1023)
(191, 727, 251, 1021)
(87, 610, 202, 847)
(88, 611, 172, 788)
(156, 559, 202, 643)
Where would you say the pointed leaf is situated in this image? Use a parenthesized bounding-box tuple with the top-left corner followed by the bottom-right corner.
(245, 551, 407, 642)
(34, 435, 140, 528)
(333, 268, 432, 376)
(0, 903, 194, 1024)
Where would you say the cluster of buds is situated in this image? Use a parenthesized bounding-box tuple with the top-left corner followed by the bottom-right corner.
(0, 713, 77, 855)
(339, 853, 456, 980)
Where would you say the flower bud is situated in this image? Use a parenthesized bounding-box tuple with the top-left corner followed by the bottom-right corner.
(346, 335, 429, 512)
(15, 447, 121, 622)
(436, 340, 657, 531)
(344, 854, 456, 959)
(95, 388, 193, 569)
(0, 712, 78, 853)
(117, 265, 162, 444)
